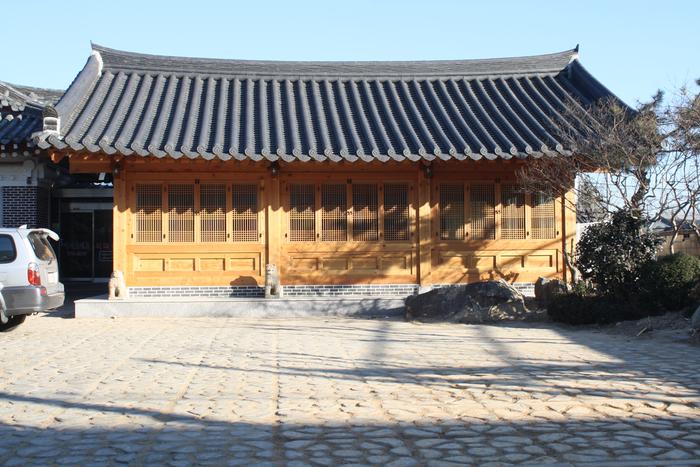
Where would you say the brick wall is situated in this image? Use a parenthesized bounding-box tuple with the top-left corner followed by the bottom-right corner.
(129, 286, 265, 298)
(128, 284, 419, 298)
(1, 186, 49, 228)
(283, 284, 419, 297)
(127, 283, 536, 299)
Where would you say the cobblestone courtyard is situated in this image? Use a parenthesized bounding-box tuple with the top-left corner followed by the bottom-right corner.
(0, 315, 699, 466)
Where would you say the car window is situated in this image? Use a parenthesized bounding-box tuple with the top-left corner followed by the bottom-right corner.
(27, 232, 57, 262)
(0, 235, 17, 263)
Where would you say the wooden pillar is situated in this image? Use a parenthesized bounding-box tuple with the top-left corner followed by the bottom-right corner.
(266, 173, 282, 272)
(562, 188, 577, 282)
(417, 166, 432, 288)
(112, 164, 127, 282)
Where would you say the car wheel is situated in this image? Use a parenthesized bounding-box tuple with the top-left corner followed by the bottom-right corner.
(0, 314, 27, 332)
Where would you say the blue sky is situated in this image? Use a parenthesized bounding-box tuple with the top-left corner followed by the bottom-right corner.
(2, 0, 698, 106)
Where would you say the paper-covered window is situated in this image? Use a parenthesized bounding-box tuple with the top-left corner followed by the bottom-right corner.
(501, 184, 525, 239)
(135, 184, 162, 242)
(168, 184, 194, 242)
(352, 183, 379, 241)
(470, 183, 495, 240)
(384, 183, 409, 241)
(200, 184, 226, 242)
(321, 184, 347, 241)
(532, 192, 556, 239)
(232, 184, 258, 242)
(439, 183, 465, 240)
(289, 183, 316, 242)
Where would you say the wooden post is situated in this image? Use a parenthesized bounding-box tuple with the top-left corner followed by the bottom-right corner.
(267, 173, 282, 272)
(112, 164, 127, 283)
(524, 193, 532, 240)
(193, 182, 201, 244)
(417, 166, 432, 288)
(562, 188, 577, 282)
(494, 181, 502, 241)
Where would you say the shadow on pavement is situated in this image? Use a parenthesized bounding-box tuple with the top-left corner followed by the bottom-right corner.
(43, 281, 107, 319)
(0, 390, 697, 465)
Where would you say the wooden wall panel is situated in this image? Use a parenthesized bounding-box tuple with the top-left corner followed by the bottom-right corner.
(128, 247, 263, 286)
(123, 167, 267, 287)
(112, 157, 572, 287)
(432, 248, 561, 283)
(281, 239, 416, 284)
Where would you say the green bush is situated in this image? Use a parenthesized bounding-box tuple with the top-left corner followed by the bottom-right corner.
(577, 210, 662, 300)
(547, 292, 640, 325)
(639, 253, 700, 311)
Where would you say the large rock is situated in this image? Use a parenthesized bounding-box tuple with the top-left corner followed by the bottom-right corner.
(405, 280, 529, 324)
(692, 305, 700, 331)
(534, 277, 571, 307)
(689, 280, 700, 304)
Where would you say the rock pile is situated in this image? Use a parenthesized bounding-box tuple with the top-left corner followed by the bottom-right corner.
(405, 280, 530, 324)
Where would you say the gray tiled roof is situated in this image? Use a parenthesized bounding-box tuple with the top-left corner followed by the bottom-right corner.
(0, 82, 63, 111)
(0, 81, 62, 151)
(38, 44, 620, 162)
(650, 217, 700, 233)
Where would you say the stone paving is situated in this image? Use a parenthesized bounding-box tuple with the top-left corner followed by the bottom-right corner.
(0, 315, 699, 466)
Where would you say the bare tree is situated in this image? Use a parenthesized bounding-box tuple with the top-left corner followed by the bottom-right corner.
(666, 80, 700, 250)
(519, 83, 700, 255)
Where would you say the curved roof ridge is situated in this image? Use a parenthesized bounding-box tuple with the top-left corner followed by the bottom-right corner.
(91, 43, 579, 78)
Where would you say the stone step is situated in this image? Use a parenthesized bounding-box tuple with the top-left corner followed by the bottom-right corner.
(74, 295, 405, 319)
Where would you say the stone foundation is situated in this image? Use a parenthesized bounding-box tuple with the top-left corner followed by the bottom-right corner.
(128, 286, 265, 298)
(127, 283, 534, 298)
(128, 284, 419, 298)
(283, 284, 419, 297)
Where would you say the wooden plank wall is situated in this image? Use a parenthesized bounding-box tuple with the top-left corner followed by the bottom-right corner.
(427, 162, 567, 285)
(94, 157, 572, 288)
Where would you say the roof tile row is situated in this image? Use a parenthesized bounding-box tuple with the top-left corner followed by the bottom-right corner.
(38, 45, 620, 162)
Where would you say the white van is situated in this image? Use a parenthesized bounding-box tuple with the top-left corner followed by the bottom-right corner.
(0, 226, 65, 330)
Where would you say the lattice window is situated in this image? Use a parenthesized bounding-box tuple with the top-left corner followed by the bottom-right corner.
(439, 183, 465, 240)
(384, 183, 409, 241)
(470, 183, 495, 240)
(168, 184, 194, 242)
(532, 192, 556, 239)
(135, 184, 162, 243)
(289, 183, 316, 242)
(321, 184, 347, 241)
(200, 184, 226, 242)
(232, 184, 258, 242)
(501, 184, 526, 239)
(352, 183, 379, 241)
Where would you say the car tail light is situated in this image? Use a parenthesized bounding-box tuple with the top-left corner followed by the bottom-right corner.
(28, 262, 41, 286)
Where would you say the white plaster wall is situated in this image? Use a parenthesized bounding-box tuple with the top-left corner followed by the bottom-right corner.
(0, 160, 44, 187)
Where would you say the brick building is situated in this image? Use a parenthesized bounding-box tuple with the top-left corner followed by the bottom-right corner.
(0, 81, 62, 228)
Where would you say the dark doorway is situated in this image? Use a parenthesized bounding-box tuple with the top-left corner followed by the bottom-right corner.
(59, 203, 113, 281)
(60, 212, 92, 278)
(93, 210, 113, 278)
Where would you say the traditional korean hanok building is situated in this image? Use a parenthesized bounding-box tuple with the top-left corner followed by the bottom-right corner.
(36, 44, 619, 299)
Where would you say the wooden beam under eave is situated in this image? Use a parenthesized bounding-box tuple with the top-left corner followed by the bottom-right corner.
(49, 152, 66, 164)
(69, 156, 113, 174)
